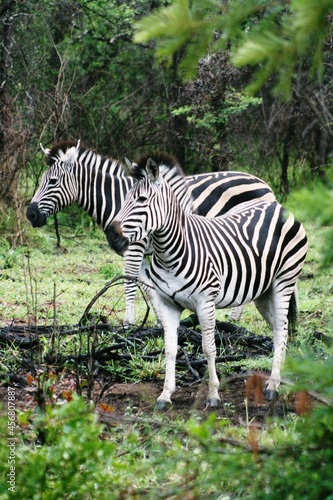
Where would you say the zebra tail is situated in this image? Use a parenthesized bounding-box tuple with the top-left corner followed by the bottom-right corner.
(288, 290, 298, 337)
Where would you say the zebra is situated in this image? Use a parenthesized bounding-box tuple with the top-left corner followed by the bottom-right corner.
(26, 140, 276, 326)
(107, 153, 308, 408)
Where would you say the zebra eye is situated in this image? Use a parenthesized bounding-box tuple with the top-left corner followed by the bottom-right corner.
(48, 177, 58, 186)
(137, 195, 147, 203)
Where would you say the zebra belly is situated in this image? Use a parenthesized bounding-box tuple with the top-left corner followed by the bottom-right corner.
(214, 286, 259, 310)
(151, 269, 261, 313)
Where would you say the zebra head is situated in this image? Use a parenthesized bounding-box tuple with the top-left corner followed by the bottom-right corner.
(107, 152, 192, 255)
(27, 140, 81, 227)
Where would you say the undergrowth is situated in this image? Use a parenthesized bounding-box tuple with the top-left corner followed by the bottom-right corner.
(0, 349, 332, 499)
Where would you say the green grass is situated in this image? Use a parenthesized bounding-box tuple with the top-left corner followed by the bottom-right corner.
(1, 225, 146, 326)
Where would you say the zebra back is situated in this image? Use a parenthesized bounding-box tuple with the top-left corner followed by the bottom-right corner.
(187, 171, 276, 217)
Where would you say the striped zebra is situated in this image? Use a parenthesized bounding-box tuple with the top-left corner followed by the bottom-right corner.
(107, 153, 308, 408)
(26, 140, 276, 326)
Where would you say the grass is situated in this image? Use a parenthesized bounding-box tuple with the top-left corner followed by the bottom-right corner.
(1, 225, 141, 327)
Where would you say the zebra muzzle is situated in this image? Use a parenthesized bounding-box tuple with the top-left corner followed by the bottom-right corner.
(106, 221, 129, 256)
(26, 202, 47, 227)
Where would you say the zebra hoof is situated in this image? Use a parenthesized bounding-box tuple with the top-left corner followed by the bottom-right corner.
(206, 398, 220, 408)
(265, 389, 278, 401)
(155, 400, 172, 411)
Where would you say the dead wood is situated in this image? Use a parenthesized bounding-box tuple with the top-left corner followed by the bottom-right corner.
(0, 316, 272, 385)
(0, 277, 275, 385)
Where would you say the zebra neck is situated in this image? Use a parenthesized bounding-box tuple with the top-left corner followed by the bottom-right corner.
(75, 152, 134, 229)
(151, 212, 188, 269)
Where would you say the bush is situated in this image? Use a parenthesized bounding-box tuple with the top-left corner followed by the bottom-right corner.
(1, 349, 333, 499)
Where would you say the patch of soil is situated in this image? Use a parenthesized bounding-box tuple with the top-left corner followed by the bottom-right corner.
(0, 371, 296, 426)
(100, 377, 296, 424)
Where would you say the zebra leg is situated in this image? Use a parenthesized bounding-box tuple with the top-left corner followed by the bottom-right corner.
(138, 259, 162, 326)
(254, 289, 290, 400)
(156, 303, 182, 409)
(228, 305, 244, 321)
(123, 242, 148, 327)
(197, 302, 221, 407)
(123, 244, 162, 327)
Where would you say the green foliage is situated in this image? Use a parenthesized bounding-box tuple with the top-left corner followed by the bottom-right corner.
(134, 0, 217, 78)
(98, 263, 118, 280)
(135, 0, 333, 97)
(230, 0, 333, 97)
(286, 348, 333, 398)
(51, 0, 170, 154)
(289, 182, 333, 226)
(1, 349, 333, 499)
(1, 0, 173, 215)
(288, 176, 333, 265)
(127, 352, 165, 381)
(247, 352, 333, 500)
(0, 396, 116, 499)
(172, 91, 262, 129)
(0, 240, 20, 270)
(2, 0, 332, 221)
(0, 344, 23, 374)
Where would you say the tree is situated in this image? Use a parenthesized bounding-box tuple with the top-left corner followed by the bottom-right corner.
(134, 0, 333, 191)
(134, 0, 333, 98)
(0, 0, 29, 208)
(0, 0, 180, 216)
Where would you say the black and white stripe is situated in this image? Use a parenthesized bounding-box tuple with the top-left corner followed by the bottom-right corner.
(27, 142, 276, 325)
(108, 154, 308, 408)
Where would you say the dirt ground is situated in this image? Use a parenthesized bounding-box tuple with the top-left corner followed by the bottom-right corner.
(0, 369, 297, 426)
(98, 377, 296, 424)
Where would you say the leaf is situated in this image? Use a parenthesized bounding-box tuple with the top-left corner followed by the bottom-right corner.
(98, 403, 115, 413)
(295, 391, 312, 416)
(62, 390, 73, 402)
(245, 373, 264, 405)
(17, 409, 33, 427)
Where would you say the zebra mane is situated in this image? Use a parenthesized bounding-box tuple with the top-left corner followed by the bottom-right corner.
(45, 141, 78, 165)
(133, 152, 182, 178)
(44, 141, 126, 176)
(133, 152, 194, 213)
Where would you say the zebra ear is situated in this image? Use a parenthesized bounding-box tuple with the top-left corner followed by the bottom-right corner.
(59, 140, 80, 165)
(40, 144, 51, 157)
(146, 158, 159, 181)
(124, 157, 147, 180)
(124, 157, 137, 176)
(124, 157, 132, 170)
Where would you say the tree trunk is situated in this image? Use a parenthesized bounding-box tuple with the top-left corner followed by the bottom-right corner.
(0, 1, 18, 205)
(280, 130, 292, 196)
